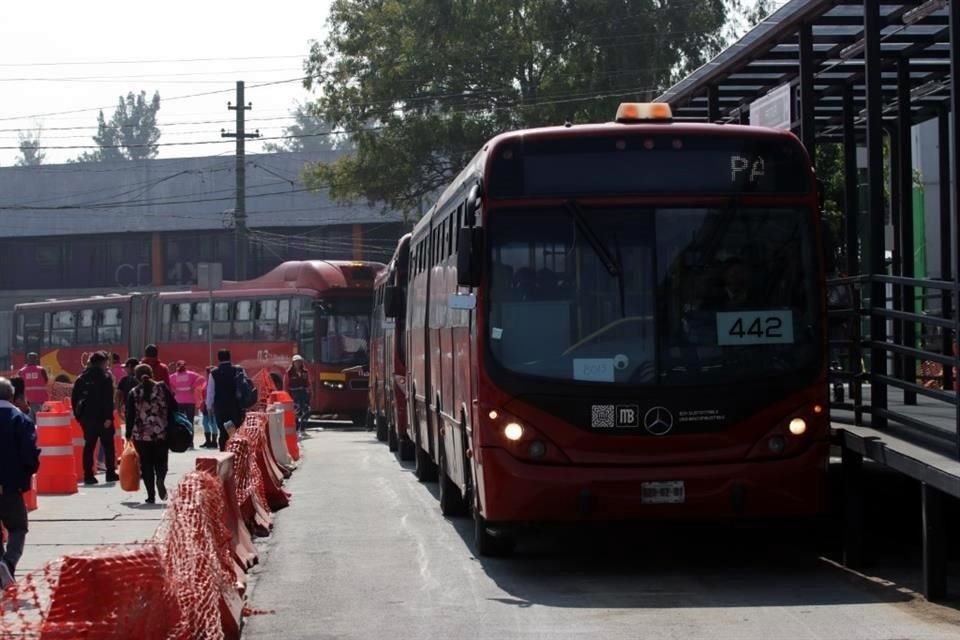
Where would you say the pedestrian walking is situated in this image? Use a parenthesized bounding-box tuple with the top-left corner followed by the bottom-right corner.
(171, 361, 203, 450)
(115, 358, 139, 409)
(199, 366, 218, 448)
(140, 344, 171, 386)
(205, 349, 255, 451)
(17, 352, 49, 416)
(110, 353, 126, 384)
(70, 352, 118, 485)
(285, 355, 311, 432)
(125, 364, 173, 504)
(0, 377, 41, 588)
(10, 377, 33, 420)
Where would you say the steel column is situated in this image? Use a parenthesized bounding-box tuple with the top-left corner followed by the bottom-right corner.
(898, 61, 917, 404)
(921, 483, 947, 600)
(889, 125, 904, 381)
(799, 22, 817, 166)
(950, 0, 960, 458)
(938, 109, 953, 391)
(865, 0, 888, 428)
(843, 87, 859, 275)
(707, 85, 720, 123)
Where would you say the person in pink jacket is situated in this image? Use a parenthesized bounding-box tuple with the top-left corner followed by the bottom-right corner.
(170, 361, 203, 449)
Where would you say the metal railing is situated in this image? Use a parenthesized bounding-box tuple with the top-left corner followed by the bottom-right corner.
(827, 275, 960, 459)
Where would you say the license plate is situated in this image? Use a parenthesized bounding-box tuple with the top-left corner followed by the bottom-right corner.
(641, 481, 685, 504)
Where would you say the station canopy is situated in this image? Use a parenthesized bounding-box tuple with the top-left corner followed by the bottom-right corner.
(655, 0, 953, 141)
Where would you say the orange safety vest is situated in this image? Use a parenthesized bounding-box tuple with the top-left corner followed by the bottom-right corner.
(18, 364, 49, 403)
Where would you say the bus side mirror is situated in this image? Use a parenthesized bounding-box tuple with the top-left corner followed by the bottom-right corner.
(465, 184, 481, 227)
(457, 227, 482, 288)
(384, 285, 399, 318)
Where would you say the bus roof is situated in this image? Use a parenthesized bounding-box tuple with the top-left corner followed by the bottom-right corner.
(412, 120, 808, 236)
(218, 260, 385, 293)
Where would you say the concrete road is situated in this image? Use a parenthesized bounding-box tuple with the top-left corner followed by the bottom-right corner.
(243, 430, 960, 640)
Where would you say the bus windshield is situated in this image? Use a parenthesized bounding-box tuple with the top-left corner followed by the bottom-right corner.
(316, 298, 372, 367)
(487, 206, 820, 386)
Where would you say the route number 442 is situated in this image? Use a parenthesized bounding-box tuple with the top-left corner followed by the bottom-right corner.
(716, 311, 794, 346)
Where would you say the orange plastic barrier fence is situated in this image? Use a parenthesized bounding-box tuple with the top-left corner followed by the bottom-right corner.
(35, 409, 77, 495)
(196, 452, 259, 570)
(225, 432, 273, 537)
(1, 411, 290, 639)
(240, 415, 290, 511)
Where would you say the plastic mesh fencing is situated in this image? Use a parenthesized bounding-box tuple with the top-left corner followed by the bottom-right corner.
(154, 471, 243, 640)
(0, 412, 282, 639)
(47, 381, 74, 403)
(250, 369, 278, 413)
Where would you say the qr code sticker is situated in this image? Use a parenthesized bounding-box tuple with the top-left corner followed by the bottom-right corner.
(591, 405, 615, 428)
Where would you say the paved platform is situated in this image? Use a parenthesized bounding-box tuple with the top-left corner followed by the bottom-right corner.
(19, 445, 210, 576)
(242, 430, 960, 640)
(832, 386, 959, 447)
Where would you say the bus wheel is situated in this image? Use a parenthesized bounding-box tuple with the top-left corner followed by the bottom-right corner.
(387, 423, 399, 452)
(375, 417, 388, 442)
(473, 508, 515, 557)
(398, 434, 415, 462)
(438, 442, 467, 517)
(414, 436, 438, 482)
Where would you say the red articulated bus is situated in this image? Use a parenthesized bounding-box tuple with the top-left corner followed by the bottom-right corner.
(12, 260, 383, 424)
(401, 103, 828, 555)
(368, 234, 415, 459)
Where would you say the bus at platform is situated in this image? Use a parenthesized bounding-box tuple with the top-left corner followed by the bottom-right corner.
(12, 260, 383, 424)
(400, 103, 828, 555)
(368, 234, 414, 459)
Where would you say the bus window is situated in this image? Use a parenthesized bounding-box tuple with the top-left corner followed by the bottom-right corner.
(77, 309, 95, 344)
(278, 299, 291, 339)
(256, 299, 278, 341)
(298, 301, 315, 361)
(19, 312, 44, 353)
(192, 302, 210, 341)
(49, 310, 76, 347)
(234, 300, 254, 340)
(213, 302, 231, 340)
(97, 307, 123, 344)
(318, 312, 371, 366)
(171, 303, 191, 342)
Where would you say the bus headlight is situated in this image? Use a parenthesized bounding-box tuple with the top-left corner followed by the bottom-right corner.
(503, 422, 524, 441)
(788, 418, 807, 435)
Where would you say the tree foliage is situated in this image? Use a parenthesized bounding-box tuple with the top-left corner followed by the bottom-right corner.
(73, 90, 161, 162)
(304, 0, 732, 216)
(263, 102, 352, 154)
(15, 127, 45, 167)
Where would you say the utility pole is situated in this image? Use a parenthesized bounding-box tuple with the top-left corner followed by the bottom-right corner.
(221, 81, 260, 280)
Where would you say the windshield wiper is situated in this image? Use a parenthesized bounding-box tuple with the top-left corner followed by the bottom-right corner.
(564, 199, 626, 317)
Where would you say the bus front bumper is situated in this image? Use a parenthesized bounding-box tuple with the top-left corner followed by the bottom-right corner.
(476, 442, 829, 523)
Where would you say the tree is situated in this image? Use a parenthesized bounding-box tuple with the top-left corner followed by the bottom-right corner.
(303, 0, 730, 216)
(263, 102, 352, 154)
(73, 90, 161, 162)
(15, 126, 45, 166)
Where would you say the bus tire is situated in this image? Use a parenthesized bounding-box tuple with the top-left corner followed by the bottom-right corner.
(473, 508, 515, 557)
(438, 441, 467, 517)
(387, 423, 399, 451)
(375, 416, 388, 442)
(414, 435, 438, 482)
(398, 435, 415, 462)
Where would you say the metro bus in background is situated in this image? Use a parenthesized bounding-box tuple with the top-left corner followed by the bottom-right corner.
(402, 102, 828, 555)
(368, 234, 415, 459)
(12, 260, 383, 423)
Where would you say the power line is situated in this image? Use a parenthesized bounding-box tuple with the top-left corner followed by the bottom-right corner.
(0, 55, 308, 68)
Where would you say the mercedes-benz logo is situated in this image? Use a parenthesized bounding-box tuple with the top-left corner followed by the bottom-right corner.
(644, 406, 674, 436)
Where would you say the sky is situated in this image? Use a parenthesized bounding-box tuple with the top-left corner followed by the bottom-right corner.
(0, 0, 334, 166)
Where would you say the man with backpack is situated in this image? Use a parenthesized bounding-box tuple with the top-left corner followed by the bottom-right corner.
(71, 352, 118, 485)
(205, 349, 257, 451)
(0, 377, 40, 588)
